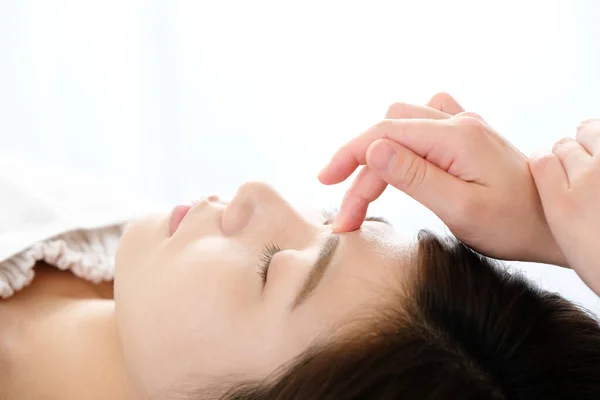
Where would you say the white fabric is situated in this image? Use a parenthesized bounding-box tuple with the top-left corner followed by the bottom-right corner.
(0, 155, 162, 298)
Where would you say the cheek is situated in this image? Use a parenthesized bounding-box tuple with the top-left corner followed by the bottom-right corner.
(115, 214, 168, 276)
(114, 238, 269, 389)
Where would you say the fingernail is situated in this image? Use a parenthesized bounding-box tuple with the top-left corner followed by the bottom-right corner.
(370, 142, 397, 172)
(332, 197, 362, 232)
(332, 217, 344, 232)
(332, 206, 349, 231)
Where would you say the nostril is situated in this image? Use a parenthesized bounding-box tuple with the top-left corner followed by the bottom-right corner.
(206, 195, 220, 202)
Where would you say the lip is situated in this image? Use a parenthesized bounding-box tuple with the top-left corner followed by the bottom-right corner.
(169, 204, 193, 235)
(168, 196, 227, 236)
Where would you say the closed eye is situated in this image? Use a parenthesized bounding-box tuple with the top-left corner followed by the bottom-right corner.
(257, 243, 281, 284)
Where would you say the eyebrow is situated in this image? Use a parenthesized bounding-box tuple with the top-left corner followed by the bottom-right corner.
(291, 234, 340, 310)
(289, 214, 390, 310)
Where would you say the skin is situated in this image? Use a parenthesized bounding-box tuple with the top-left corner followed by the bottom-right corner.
(319, 92, 600, 296)
(530, 119, 600, 296)
(319, 93, 566, 266)
(0, 264, 132, 400)
(1, 181, 414, 399)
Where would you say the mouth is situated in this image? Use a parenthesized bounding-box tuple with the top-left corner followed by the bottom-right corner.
(169, 203, 193, 235)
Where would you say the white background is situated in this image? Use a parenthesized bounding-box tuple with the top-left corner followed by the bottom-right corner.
(1, 0, 599, 313)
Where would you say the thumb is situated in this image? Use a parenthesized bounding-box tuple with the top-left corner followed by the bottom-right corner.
(366, 139, 471, 219)
(528, 152, 568, 214)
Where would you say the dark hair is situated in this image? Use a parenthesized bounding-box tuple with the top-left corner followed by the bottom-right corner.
(216, 231, 600, 399)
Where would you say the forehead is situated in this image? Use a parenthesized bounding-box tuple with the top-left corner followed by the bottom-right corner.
(335, 222, 414, 283)
(298, 221, 414, 319)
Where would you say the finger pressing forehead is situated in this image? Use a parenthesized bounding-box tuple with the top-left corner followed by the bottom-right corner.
(319, 118, 458, 185)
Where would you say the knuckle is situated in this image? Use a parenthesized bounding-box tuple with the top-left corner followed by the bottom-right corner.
(456, 111, 483, 121)
(454, 115, 483, 131)
(453, 115, 485, 143)
(577, 118, 600, 129)
(528, 153, 554, 173)
(552, 137, 574, 154)
(385, 102, 411, 118)
(576, 118, 600, 141)
(395, 156, 426, 191)
(429, 92, 454, 104)
(374, 118, 394, 130)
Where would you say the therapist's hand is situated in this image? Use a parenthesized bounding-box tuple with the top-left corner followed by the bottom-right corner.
(317, 92, 461, 232)
(318, 94, 566, 265)
(530, 120, 600, 294)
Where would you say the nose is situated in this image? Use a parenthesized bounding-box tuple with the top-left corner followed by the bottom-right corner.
(234, 181, 283, 203)
(221, 181, 302, 235)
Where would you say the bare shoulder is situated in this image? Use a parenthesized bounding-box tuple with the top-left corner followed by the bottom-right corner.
(0, 262, 114, 399)
(0, 261, 112, 328)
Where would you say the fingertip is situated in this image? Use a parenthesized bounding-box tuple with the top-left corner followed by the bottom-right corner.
(317, 154, 359, 185)
(332, 215, 360, 233)
(318, 172, 344, 185)
(332, 219, 347, 233)
(317, 164, 342, 185)
(331, 210, 348, 232)
(317, 167, 330, 183)
(334, 196, 369, 232)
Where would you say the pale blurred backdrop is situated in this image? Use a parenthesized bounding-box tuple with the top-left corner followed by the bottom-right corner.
(1, 0, 599, 312)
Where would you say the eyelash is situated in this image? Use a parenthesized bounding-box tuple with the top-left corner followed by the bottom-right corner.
(257, 211, 335, 283)
(258, 243, 281, 283)
(322, 208, 338, 225)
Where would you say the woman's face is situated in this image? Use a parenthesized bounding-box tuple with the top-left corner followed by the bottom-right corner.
(114, 181, 414, 394)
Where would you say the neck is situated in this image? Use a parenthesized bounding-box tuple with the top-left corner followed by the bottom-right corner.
(8, 299, 137, 400)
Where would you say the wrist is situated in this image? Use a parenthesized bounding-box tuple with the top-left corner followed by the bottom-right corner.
(531, 239, 569, 268)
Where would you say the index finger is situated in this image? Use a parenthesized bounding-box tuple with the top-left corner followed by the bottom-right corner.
(318, 118, 457, 185)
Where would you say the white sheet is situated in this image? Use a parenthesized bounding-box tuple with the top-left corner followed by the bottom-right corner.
(0, 154, 160, 263)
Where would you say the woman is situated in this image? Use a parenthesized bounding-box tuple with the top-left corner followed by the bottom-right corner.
(1, 96, 600, 400)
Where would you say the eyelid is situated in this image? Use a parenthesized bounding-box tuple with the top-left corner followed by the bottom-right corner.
(258, 243, 281, 284)
(321, 208, 338, 225)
